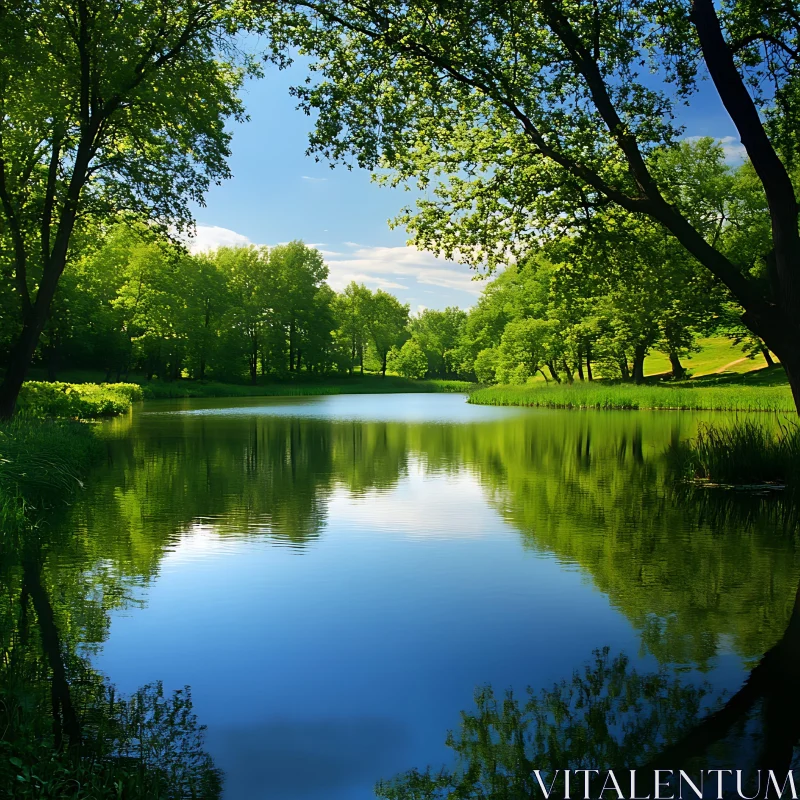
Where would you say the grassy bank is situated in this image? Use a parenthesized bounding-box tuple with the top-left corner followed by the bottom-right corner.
(469, 375, 795, 413)
(2, 382, 139, 526)
(137, 376, 475, 399)
(0, 417, 101, 529)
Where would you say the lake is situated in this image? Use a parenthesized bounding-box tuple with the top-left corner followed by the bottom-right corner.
(14, 394, 800, 797)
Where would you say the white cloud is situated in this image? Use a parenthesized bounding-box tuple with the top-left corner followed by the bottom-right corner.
(324, 243, 484, 296)
(301, 175, 328, 183)
(186, 225, 252, 253)
(718, 136, 747, 164)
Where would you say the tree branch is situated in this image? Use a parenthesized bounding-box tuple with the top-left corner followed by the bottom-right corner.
(41, 129, 63, 265)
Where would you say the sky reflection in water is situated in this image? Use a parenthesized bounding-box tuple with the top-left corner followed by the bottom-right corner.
(54, 394, 797, 798)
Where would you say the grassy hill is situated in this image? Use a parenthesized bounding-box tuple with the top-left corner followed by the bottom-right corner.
(645, 336, 773, 378)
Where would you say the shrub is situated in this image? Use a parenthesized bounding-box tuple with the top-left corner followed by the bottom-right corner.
(388, 341, 428, 379)
(16, 381, 141, 418)
(473, 347, 499, 384)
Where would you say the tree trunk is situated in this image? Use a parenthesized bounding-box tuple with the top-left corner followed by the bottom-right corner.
(760, 344, 775, 368)
(546, 361, 561, 383)
(632, 345, 646, 384)
(586, 344, 593, 382)
(562, 359, 573, 384)
(669, 350, 686, 380)
(289, 321, 295, 372)
(576, 348, 585, 381)
(0, 304, 52, 418)
(619, 358, 630, 382)
(381, 352, 387, 376)
(775, 343, 800, 415)
(689, 0, 800, 414)
(0, 128, 94, 418)
(250, 337, 258, 385)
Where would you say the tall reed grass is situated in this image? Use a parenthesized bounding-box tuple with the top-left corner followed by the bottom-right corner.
(675, 419, 800, 486)
(0, 417, 100, 528)
(469, 382, 795, 412)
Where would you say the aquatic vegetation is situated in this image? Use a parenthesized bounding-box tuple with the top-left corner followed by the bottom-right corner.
(17, 381, 142, 418)
(675, 419, 800, 487)
(469, 382, 795, 412)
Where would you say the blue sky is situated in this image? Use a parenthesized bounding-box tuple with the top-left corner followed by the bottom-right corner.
(188, 60, 743, 312)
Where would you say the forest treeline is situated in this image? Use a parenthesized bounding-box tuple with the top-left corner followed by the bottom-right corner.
(0, 140, 771, 388)
(1, 0, 798, 416)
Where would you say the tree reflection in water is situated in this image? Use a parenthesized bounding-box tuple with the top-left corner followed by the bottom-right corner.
(378, 484, 800, 799)
(1, 526, 221, 798)
(377, 581, 800, 798)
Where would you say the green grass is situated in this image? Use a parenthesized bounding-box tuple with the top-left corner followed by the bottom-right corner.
(17, 381, 142, 418)
(138, 375, 475, 399)
(674, 419, 800, 487)
(0, 417, 101, 529)
(645, 335, 772, 378)
(469, 371, 795, 412)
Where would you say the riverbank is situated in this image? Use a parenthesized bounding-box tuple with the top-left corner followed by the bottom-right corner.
(0, 417, 101, 529)
(468, 369, 795, 413)
(1, 382, 141, 527)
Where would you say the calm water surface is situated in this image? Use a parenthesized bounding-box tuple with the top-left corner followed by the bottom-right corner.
(30, 395, 800, 796)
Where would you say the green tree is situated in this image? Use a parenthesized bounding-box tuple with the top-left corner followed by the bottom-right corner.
(388, 339, 428, 379)
(268, 241, 331, 373)
(496, 317, 561, 385)
(334, 282, 372, 374)
(0, 0, 253, 416)
(366, 290, 410, 376)
(182, 252, 231, 381)
(270, 0, 800, 411)
(473, 348, 500, 384)
(409, 308, 467, 378)
(213, 246, 271, 384)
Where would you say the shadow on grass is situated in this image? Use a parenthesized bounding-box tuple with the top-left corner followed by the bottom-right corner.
(683, 365, 789, 388)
